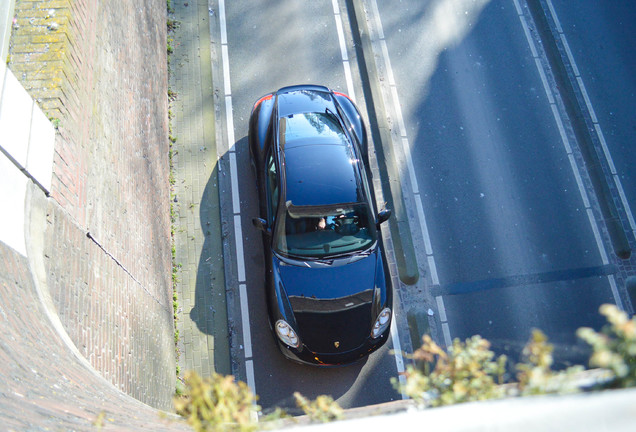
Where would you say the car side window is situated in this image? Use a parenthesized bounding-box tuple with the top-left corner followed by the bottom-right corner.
(266, 152, 279, 222)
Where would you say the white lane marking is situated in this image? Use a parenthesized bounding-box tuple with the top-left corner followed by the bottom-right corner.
(435, 296, 448, 322)
(427, 256, 440, 287)
(535, 58, 554, 104)
(544, 0, 636, 241)
(402, 138, 419, 195)
(435, 296, 451, 348)
(550, 104, 572, 153)
(608, 275, 625, 311)
(229, 151, 241, 214)
(333, 0, 349, 61)
(367, 0, 446, 348)
(415, 199, 433, 255)
(441, 323, 452, 347)
(225, 96, 235, 147)
(240, 284, 252, 358)
(332, 0, 356, 101)
(559, 35, 580, 76)
(245, 359, 259, 422)
(234, 214, 246, 282)
(586, 209, 609, 265)
(615, 181, 636, 235)
(595, 124, 617, 174)
(219, 0, 228, 44)
(219, 0, 255, 395)
(519, 16, 539, 58)
(514, 0, 618, 309)
(567, 153, 591, 209)
(390, 315, 407, 398)
(222, 45, 232, 96)
(577, 77, 598, 123)
(342, 62, 355, 102)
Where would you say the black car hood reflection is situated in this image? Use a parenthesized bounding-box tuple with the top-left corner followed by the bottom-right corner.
(274, 251, 378, 354)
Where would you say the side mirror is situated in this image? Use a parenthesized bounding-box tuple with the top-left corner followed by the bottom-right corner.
(252, 217, 269, 233)
(376, 209, 391, 227)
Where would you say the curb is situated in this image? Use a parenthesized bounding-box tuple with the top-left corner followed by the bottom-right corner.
(526, 0, 632, 260)
(345, 0, 419, 285)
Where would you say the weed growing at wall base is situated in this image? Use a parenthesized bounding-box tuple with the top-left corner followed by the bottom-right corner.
(167, 0, 182, 392)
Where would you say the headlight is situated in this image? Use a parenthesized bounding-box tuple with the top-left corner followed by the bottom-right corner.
(371, 308, 391, 339)
(275, 320, 300, 348)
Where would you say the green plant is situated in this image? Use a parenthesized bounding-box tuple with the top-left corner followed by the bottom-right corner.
(577, 304, 636, 388)
(168, 87, 178, 101)
(49, 117, 61, 129)
(393, 334, 507, 407)
(173, 287, 180, 319)
(174, 371, 259, 432)
(516, 329, 583, 395)
(260, 407, 291, 425)
(93, 411, 106, 430)
(172, 265, 179, 283)
(293, 393, 343, 423)
(167, 18, 180, 32)
(166, 0, 182, 393)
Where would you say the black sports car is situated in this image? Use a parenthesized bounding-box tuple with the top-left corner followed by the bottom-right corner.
(249, 84, 392, 366)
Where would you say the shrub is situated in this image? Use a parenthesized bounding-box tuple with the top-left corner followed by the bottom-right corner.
(516, 329, 583, 395)
(577, 304, 636, 388)
(393, 334, 507, 407)
(397, 304, 632, 406)
(174, 371, 259, 432)
(294, 392, 343, 423)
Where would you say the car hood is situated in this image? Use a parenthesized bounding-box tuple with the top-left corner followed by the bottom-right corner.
(274, 251, 379, 354)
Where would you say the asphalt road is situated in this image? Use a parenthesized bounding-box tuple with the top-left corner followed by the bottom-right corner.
(209, 0, 636, 413)
(370, 0, 632, 366)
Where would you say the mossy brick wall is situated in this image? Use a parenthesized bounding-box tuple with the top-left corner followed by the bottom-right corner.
(8, 0, 175, 410)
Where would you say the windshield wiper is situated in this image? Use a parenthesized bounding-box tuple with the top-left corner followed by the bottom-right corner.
(276, 251, 334, 266)
(327, 244, 375, 260)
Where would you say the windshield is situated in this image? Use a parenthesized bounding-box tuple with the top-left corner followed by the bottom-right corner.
(274, 202, 377, 258)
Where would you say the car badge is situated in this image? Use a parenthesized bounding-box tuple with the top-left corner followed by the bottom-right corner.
(334, 341, 340, 348)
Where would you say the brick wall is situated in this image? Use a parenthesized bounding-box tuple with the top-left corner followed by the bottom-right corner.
(8, 0, 174, 410)
(0, 241, 188, 430)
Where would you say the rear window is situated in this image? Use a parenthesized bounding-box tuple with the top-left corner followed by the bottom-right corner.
(280, 112, 346, 145)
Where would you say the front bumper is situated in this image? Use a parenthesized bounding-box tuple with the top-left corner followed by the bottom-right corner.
(275, 328, 391, 367)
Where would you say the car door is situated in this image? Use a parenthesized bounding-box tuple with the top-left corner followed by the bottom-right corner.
(265, 148, 280, 230)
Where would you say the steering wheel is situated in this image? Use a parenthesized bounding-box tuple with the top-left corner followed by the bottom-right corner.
(334, 215, 359, 235)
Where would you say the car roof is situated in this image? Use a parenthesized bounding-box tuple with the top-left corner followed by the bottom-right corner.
(283, 139, 364, 206)
(275, 88, 366, 207)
